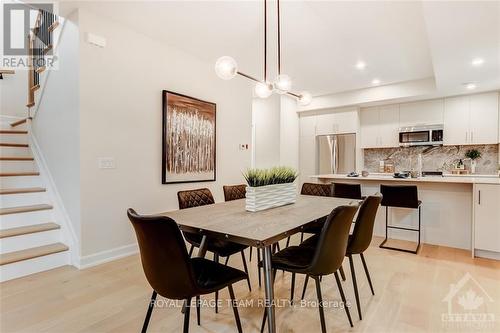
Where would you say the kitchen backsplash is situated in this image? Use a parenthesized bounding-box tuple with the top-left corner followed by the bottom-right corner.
(363, 144, 499, 174)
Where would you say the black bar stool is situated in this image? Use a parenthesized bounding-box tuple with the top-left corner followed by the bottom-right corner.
(379, 185, 421, 254)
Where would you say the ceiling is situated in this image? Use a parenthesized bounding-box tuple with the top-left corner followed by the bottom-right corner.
(62, 0, 500, 98)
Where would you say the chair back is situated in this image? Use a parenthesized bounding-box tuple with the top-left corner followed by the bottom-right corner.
(348, 195, 382, 254)
(177, 188, 215, 209)
(333, 183, 362, 199)
(308, 205, 358, 276)
(301, 182, 332, 197)
(127, 209, 197, 300)
(223, 184, 246, 201)
(380, 185, 419, 208)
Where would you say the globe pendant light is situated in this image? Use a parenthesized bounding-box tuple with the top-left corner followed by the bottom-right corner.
(215, 56, 238, 80)
(298, 91, 312, 106)
(255, 82, 273, 98)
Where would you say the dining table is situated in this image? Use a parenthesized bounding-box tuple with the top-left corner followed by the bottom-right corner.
(161, 194, 356, 333)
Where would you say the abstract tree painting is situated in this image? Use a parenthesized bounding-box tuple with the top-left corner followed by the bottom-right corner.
(162, 91, 216, 183)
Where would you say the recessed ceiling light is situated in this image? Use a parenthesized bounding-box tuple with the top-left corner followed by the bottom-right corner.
(372, 78, 381, 85)
(355, 61, 366, 70)
(465, 82, 477, 90)
(471, 58, 484, 67)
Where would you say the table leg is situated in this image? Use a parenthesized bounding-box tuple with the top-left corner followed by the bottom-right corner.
(263, 245, 276, 333)
(197, 235, 208, 258)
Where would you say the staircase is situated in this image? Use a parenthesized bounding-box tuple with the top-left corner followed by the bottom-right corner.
(0, 120, 69, 281)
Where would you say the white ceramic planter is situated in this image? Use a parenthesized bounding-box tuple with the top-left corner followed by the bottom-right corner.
(245, 183, 297, 212)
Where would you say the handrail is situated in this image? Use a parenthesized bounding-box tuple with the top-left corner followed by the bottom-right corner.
(27, 9, 58, 110)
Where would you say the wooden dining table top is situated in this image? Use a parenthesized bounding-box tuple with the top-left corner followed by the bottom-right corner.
(160, 195, 356, 247)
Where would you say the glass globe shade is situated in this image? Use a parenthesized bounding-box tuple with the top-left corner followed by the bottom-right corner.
(254, 82, 273, 98)
(215, 56, 238, 80)
(298, 91, 313, 106)
(274, 74, 292, 94)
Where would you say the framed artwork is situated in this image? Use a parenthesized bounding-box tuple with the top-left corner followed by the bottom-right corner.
(162, 90, 216, 184)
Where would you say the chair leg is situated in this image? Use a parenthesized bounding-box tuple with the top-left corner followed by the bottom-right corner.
(290, 272, 296, 304)
(195, 295, 201, 326)
(339, 265, 346, 281)
(188, 245, 194, 257)
(300, 232, 304, 243)
(334, 271, 353, 327)
(224, 256, 230, 266)
(257, 248, 262, 288)
(228, 285, 243, 333)
(241, 250, 252, 291)
(183, 297, 192, 333)
(286, 236, 291, 247)
(348, 255, 362, 320)
(141, 290, 157, 333)
(314, 276, 327, 333)
(360, 253, 375, 295)
(301, 275, 309, 300)
(214, 254, 219, 314)
(249, 246, 253, 262)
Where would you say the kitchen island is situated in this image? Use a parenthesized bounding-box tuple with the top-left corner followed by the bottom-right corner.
(311, 174, 500, 260)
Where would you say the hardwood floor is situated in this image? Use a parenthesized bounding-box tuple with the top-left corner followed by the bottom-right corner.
(1, 236, 499, 333)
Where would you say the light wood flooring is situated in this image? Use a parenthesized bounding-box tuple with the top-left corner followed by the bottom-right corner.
(1, 236, 499, 333)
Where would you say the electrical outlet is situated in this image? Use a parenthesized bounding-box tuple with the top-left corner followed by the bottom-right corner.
(239, 144, 249, 150)
(98, 157, 115, 169)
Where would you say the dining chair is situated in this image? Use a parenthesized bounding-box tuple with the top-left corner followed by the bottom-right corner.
(260, 204, 358, 333)
(299, 195, 382, 321)
(333, 183, 363, 200)
(177, 188, 252, 313)
(127, 209, 246, 333)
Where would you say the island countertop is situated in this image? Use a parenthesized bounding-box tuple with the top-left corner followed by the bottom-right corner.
(310, 173, 500, 185)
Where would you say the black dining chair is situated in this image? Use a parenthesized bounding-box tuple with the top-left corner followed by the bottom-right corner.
(300, 195, 382, 321)
(260, 204, 358, 333)
(127, 209, 246, 333)
(379, 185, 422, 254)
(177, 188, 252, 313)
(333, 183, 363, 200)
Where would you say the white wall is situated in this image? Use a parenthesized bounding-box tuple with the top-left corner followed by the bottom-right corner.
(252, 95, 281, 168)
(0, 70, 28, 118)
(77, 9, 252, 258)
(31, 11, 81, 246)
(279, 95, 299, 170)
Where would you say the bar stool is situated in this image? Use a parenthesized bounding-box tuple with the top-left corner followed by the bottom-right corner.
(379, 185, 421, 254)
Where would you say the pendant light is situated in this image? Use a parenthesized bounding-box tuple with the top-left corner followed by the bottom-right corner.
(215, 0, 312, 106)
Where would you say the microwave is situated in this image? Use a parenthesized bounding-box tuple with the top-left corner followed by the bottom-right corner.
(399, 125, 444, 147)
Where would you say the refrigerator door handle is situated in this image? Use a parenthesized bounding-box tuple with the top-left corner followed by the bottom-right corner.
(332, 136, 338, 174)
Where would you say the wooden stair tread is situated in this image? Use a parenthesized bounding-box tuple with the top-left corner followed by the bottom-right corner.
(0, 243, 68, 265)
(0, 157, 34, 161)
(0, 204, 53, 216)
(0, 223, 59, 239)
(0, 130, 28, 134)
(0, 172, 39, 177)
(0, 143, 29, 147)
(0, 187, 46, 195)
(9, 118, 30, 127)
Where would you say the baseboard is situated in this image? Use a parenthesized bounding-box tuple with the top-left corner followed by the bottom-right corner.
(77, 243, 138, 269)
(474, 249, 500, 261)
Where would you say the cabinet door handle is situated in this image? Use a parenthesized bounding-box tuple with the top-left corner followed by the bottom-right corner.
(478, 190, 481, 205)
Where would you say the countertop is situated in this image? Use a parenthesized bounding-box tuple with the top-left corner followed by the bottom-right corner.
(310, 173, 500, 185)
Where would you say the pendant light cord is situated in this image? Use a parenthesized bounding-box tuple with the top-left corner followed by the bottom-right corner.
(277, 0, 281, 75)
(264, 0, 267, 82)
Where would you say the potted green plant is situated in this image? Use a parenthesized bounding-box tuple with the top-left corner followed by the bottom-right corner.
(465, 149, 481, 174)
(243, 166, 298, 212)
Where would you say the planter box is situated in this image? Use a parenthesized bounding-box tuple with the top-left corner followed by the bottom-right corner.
(245, 183, 297, 212)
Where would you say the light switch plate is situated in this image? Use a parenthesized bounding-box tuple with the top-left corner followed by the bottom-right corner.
(98, 157, 115, 169)
(86, 32, 107, 48)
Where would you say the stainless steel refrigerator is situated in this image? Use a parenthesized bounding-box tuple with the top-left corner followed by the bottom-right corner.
(317, 133, 356, 174)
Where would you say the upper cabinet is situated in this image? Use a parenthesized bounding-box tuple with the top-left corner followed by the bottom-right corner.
(444, 92, 499, 145)
(399, 99, 444, 127)
(301, 108, 359, 137)
(360, 105, 399, 148)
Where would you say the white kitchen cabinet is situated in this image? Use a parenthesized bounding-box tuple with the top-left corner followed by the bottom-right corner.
(444, 95, 470, 145)
(444, 92, 499, 145)
(299, 115, 316, 137)
(399, 99, 444, 127)
(469, 93, 499, 144)
(474, 184, 500, 253)
(315, 113, 337, 135)
(360, 105, 399, 148)
(315, 109, 358, 136)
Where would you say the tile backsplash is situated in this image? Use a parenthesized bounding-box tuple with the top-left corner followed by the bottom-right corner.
(363, 144, 499, 175)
